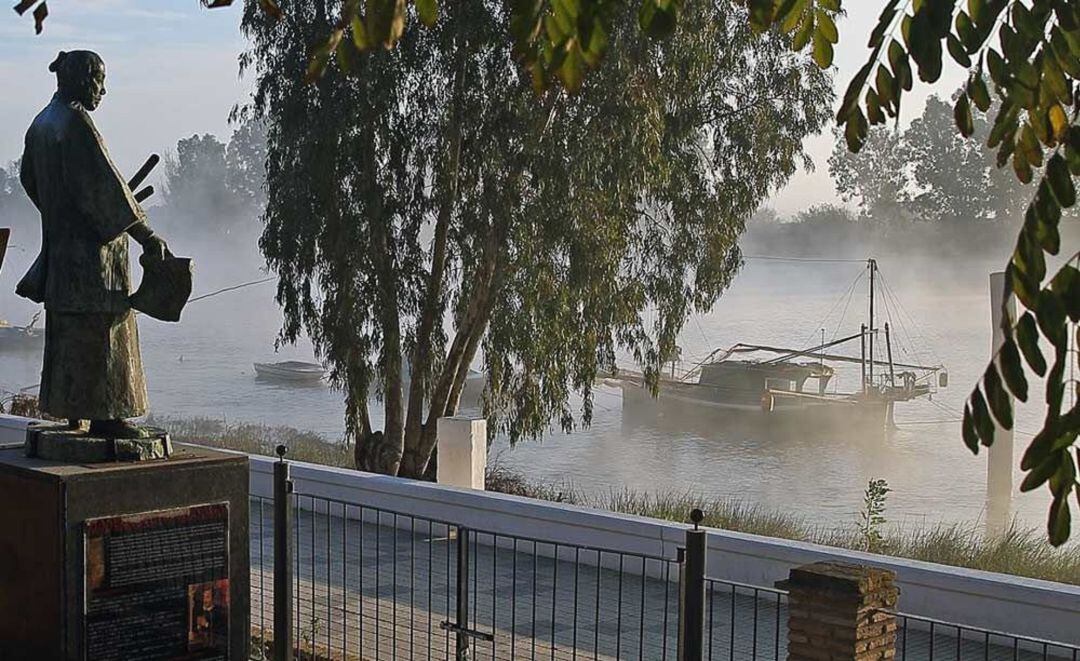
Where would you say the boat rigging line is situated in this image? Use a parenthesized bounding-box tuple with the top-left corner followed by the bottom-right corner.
(186, 276, 276, 304)
(742, 255, 868, 263)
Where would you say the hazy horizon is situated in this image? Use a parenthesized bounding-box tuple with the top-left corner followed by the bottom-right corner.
(1, 1, 965, 216)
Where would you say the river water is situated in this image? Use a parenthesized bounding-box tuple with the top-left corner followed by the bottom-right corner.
(0, 235, 1060, 532)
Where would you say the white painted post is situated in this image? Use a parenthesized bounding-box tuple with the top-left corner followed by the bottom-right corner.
(987, 272, 1015, 534)
(436, 416, 487, 490)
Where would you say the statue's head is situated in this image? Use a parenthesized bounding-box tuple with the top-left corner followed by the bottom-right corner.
(49, 50, 106, 111)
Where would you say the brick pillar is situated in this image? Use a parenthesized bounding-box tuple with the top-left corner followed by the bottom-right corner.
(777, 562, 898, 661)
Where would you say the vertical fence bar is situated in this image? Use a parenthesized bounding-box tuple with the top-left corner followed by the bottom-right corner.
(273, 446, 293, 661)
(678, 509, 706, 661)
(456, 525, 472, 660)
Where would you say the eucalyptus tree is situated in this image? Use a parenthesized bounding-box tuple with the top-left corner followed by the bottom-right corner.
(239, 0, 831, 477)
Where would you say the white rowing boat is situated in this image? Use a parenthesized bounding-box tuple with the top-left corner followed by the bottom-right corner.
(253, 361, 326, 383)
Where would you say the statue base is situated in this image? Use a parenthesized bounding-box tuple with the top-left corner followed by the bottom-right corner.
(24, 421, 172, 462)
(0, 443, 249, 661)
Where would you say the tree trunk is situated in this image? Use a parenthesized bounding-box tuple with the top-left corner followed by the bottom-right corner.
(363, 117, 405, 475)
(399, 221, 508, 478)
(403, 6, 468, 468)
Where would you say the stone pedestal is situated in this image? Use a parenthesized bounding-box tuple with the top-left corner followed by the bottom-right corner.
(778, 562, 898, 661)
(25, 421, 173, 462)
(0, 443, 249, 661)
(437, 416, 487, 490)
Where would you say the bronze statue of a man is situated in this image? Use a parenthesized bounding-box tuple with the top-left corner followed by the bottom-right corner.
(17, 50, 170, 438)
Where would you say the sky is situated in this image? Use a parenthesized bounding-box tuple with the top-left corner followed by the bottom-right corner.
(0, 1, 966, 215)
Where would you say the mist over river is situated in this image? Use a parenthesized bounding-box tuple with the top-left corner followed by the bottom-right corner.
(0, 233, 1059, 532)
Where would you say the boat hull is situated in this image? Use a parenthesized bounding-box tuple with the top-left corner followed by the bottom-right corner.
(253, 362, 326, 384)
(613, 379, 892, 434)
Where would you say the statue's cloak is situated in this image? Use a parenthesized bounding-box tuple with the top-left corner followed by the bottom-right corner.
(18, 94, 148, 419)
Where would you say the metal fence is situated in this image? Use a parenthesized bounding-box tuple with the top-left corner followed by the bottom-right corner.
(250, 450, 1080, 661)
(892, 612, 1080, 661)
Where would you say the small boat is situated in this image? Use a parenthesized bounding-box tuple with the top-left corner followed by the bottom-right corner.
(604, 259, 946, 432)
(253, 361, 326, 383)
(0, 313, 44, 352)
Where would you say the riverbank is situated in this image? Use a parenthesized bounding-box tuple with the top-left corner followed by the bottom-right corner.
(160, 415, 1079, 586)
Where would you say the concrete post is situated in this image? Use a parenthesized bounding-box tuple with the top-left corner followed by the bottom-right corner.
(778, 562, 898, 661)
(987, 271, 1015, 534)
(436, 416, 487, 490)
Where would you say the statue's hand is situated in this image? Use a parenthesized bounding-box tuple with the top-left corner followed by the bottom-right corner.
(141, 234, 168, 261)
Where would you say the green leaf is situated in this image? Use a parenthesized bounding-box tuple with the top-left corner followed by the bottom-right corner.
(954, 93, 974, 137)
(352, 14, 371, 50)
(1068, 126, 1080, 174)
(1050, 265, 1080, 321)
(962, 404, 980, 453)
(1046, 154, 1077, 207)
(868, 0, 899, 48)
(865, 88, 885, 124)
(837, 61, 873, 122)
(1012, 2, 1044, 41)
(888, 40, 913, 91)
(1018, 124, 1044, 168)
(998, 338, 1029, 402)
(1042, 53, 1070, 103)
(778, 0, 807, 34)
(876, 65, 896, 111)
(416, 0, 437, 27)
(1021, 451, 1062, 492)
(305, 29, 343, 84)
(983, 364, 1014, 430)
(844, 107, 868, 152)
(955, 11, 977, 51)
(792, 7, 815, 50)
(1049, 489, 1072, 547)
(968, 0, 989, 26)
(1031, 197, 1061, 255)
(947, 33, 971, 67)
(335, 36, 360, 75)
(1013, 225, 1046, 282)
(968, 73, 991, 111)
(557, 42, 587, 91)
(1008, 258, 1040, 309)
(1050, 28, 1080, 78)
(816, 9, 838, 44)
(1016, 311, 1048, 376)
(1036, 290, 1068, 349)
(969, 387, 996, 446)
(813, 28, 835, 67)
(986, 48, 1008, 87)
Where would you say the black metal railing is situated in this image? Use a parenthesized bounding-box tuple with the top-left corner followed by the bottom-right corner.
(702, 578, 788, 661)
(249, 449, 1080, 661)
(893, 611, 1080, 661)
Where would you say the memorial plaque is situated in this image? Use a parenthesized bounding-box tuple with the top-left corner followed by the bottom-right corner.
(83, 502, 231, 660)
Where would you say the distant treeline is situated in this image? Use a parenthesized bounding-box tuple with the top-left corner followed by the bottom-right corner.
(743, 95, 1076, 260)
(0, 117, 267, 247)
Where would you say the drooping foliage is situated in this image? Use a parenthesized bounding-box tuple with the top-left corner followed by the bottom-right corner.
(239, 0, 831, 477)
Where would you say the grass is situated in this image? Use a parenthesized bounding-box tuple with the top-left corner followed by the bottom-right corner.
(158, 415, 1079, 586)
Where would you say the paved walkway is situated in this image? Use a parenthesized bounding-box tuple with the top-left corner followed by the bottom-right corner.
(246, 501, 1074, 661)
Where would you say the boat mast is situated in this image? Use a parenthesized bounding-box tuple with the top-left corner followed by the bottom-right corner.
(885, 322, 895, 386)
(860, 323, 867, 393)
(868, 258, 876, 390)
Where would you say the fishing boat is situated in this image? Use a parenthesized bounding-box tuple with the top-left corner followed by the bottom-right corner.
(0, 313, 44, 352)
(604, 259, 946, 431)
(253, 361, 326, 383)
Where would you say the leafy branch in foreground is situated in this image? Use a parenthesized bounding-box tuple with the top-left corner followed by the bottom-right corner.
(751, 0, 1080, 546)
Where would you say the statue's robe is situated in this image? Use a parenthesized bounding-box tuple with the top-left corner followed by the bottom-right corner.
(17, 93, 148, 420)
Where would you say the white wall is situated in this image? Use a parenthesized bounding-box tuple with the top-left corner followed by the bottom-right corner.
(2, 414, 1078, 646)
